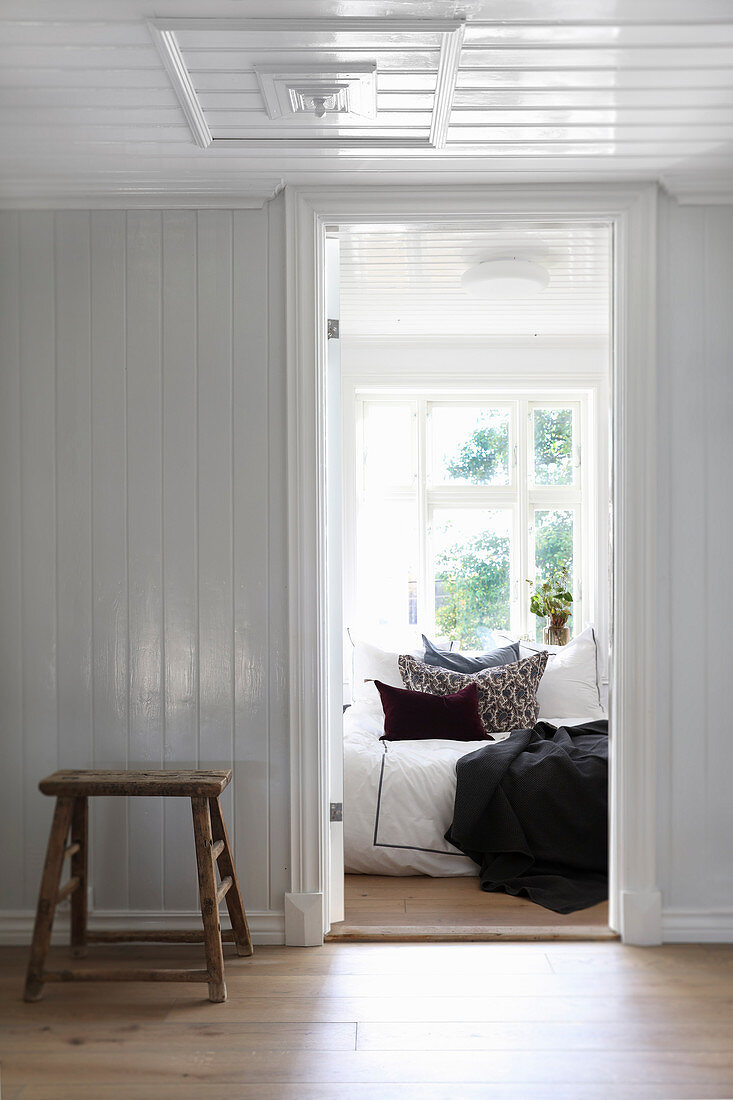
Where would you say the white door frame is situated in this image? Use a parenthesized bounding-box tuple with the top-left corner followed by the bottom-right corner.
(283, 183, 661, 947)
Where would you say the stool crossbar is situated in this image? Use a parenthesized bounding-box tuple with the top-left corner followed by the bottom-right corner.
(24, 769, 253, 1004)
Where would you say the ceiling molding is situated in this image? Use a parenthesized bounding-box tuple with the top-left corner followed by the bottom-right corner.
(0, 177, 284, 209)
(661, 173, 733, 205)
(147, 16, 465, 152)
(341, 334, 609, 347)
(147, 22, 212, 149)
(429, 23, 465, 150)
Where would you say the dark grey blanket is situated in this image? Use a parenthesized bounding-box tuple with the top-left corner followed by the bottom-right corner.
(445, 720, 608, 914)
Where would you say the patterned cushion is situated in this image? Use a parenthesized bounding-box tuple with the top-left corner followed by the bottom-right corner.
(398, 651, 548, 736)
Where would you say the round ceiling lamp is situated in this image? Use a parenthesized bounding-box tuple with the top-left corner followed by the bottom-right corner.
(461, 257, 550, 299)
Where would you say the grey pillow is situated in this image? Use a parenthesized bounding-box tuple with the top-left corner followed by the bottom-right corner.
(422, 634, 520, 675)
(398, 651, 548, 736)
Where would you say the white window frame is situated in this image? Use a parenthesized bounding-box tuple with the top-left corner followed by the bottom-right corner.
(344, 386, 598, 651)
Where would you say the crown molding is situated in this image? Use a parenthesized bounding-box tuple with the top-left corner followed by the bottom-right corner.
(0, 177, 284, 209)
(340, 333, 608, 347)
(661, 172, 733, 205)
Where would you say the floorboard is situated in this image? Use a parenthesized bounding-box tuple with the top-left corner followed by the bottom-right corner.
(327, 874, 613, 941)
(1, 943, 732, 1097)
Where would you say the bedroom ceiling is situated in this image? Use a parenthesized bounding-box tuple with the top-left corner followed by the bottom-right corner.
(338, 221, 611, 337)
(0, 0, 732, 199)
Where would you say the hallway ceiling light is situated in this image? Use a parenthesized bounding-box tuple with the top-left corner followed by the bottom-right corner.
(461, 258, 550, 299)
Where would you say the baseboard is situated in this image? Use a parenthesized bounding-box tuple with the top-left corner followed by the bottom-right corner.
(0, 908, 285, 947)
(619, 889, 662, 946)
(662, 909, 733, 943)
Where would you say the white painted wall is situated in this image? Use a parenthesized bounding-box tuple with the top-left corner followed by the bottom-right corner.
(1, 192, 732, 943)
(657, 194, 733, 940)
(0, 201, 289, 941)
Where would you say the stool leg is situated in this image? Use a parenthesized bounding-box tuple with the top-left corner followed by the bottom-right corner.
(209, 796, 253, 957)
(70, 797, 88, 958)
(24, 796, 74, 1002)
(191, 797, 226, 1003)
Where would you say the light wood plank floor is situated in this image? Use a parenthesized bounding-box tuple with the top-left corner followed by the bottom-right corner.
(1, 941, 732, 1098)
(327, 874, 612, 941)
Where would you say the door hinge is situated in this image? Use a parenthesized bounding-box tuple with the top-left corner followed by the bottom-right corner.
(327, 318, 340, 340)
(330, 802, 343, 823)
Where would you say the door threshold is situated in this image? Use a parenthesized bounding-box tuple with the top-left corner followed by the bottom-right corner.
(326, 924, 618, 943)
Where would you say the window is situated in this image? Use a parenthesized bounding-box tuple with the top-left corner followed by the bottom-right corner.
(349, 391, 591, 648)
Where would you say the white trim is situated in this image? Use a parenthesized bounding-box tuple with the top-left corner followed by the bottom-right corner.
(151, 17, 470, 33)
(0, 909, 285, 947)
(608, 182, 661, 944)
(662, 910, 733, 943)
(342, 335, 609, 349)
(147, 22, 213, 149)
(661, 175, 733, 206)
(429, 22, 466, 150)
(148, 17, 465, 153)
(285, 183, 660, 946)
(0, 179, 284, 210)
(284, 893, 325, 947)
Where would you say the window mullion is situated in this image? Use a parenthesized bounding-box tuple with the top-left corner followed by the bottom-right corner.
(517, 399, 529, 638)
(416, 399, 430, 633)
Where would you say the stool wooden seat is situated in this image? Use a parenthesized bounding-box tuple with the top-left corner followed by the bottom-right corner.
(24, 769, 253, 1005)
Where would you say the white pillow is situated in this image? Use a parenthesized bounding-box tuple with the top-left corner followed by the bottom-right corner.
(497, 625, 604, 722)
(352, 639, 404, 708)
(349, 637, 428, 714)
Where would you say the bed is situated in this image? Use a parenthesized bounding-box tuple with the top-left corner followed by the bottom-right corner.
(343, 627, 606, 880)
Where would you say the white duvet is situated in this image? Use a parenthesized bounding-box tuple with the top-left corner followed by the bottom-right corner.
(343, 629, 606, 877)
(343, 701, 589, 877)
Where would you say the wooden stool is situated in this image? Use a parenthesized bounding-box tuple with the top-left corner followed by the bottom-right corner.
(24, 769, 253, 1004)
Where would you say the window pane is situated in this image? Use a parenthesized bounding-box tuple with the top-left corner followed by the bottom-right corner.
(431, 406, 510, 486)
(364, 403, 414, 490)
(533, 407, 574, 485)
(356, 499, 418, 642)
(432, 508, 512, 648)
(533, 508, 575, 642)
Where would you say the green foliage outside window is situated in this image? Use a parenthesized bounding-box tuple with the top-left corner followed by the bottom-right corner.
(433, 411, 574, 646)
(442, 419, 509, 484)
(534, 408, 573, 484)
(435, 529, 511, 649)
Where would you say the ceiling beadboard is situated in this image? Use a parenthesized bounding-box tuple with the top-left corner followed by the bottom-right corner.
(0, 1, 732, 194)
(338, 221, 611, 337)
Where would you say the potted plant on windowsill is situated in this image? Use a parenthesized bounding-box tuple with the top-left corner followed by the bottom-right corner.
(527, 566, 573, 646)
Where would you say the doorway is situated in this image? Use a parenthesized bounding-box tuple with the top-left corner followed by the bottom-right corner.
(283, 185, 661, 948)
(328, 217, 612, 941)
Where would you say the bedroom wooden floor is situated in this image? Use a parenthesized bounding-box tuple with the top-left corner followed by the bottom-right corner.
(1, 941, 732, 1098)
(327, 875, 612, 941)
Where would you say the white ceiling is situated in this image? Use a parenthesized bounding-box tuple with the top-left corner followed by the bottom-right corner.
(0, 0, 732, 199)
(338, 221, 610, 337)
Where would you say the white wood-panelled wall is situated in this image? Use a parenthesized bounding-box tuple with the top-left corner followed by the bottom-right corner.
(1, 192, 732, 943)
(657, 195, 733, 941)
(0, 200, 289, 936)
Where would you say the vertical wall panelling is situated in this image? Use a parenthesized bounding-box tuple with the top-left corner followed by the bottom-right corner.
(0, 212, 23, 906)
(265, 193, 289, 911)
(0, 203, 289, 935)
(90, 211, 129, 910)
(162, 211, 199, 911)
(661, 201, 708, 911)
(125, 211, 165, 911)
(657, 196, 733, 935)
(55, 212, 93, 778)
(703, 206, 733, 911)
(196, 210, 236, 857)
(19, 213, 58, 907)
(232, 208, 270, 913)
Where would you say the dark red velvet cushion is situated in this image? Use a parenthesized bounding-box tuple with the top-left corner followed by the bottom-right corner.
(375, 679, 491, 742)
